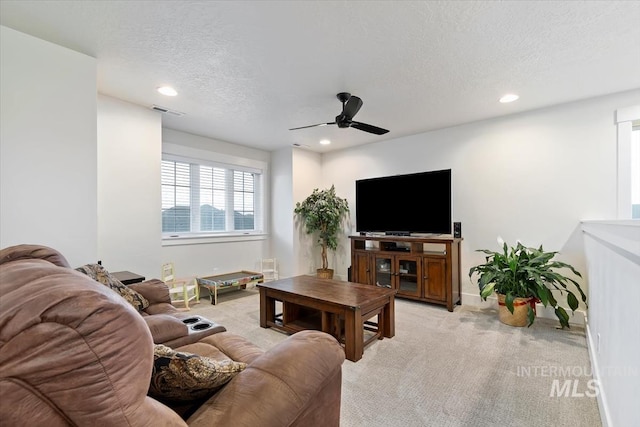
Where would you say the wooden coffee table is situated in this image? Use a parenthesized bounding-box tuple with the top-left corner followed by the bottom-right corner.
(258, 275, 397, 362)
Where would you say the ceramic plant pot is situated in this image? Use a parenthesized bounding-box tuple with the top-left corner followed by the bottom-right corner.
(497, 293, 534, 327)
(316, 268, 334, 279)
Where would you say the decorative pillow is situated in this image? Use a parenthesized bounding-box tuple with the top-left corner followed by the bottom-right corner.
(75, 263, 150, 311)
(149, 344, 247, 401)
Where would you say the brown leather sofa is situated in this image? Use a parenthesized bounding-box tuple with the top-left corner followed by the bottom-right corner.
(128, 278, 228, 348)
(0, 244, 345, 426)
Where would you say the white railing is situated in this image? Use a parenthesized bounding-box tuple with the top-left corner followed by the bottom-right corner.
(581, 220, 640, 427)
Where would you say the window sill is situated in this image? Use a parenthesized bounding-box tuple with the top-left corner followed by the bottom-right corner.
(162, 232, 268, 247)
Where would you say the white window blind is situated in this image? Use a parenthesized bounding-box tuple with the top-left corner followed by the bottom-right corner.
(161, 155, 262, 236)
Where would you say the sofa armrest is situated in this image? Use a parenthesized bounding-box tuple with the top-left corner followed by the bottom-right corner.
(187, 330, 345, 427)
(128, 279, 171, 305)
(143, 314, 189, 344)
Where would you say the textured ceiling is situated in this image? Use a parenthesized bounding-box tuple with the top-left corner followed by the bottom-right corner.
(2, 1, 639, 153)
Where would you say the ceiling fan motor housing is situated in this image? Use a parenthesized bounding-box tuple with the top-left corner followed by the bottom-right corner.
(336, 115, 351, 128)
(337, 92, 351, 103)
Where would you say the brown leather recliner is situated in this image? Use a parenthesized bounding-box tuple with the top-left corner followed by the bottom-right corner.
(128, 278, 228, 348)
(0, 244, 227, 348)
(0, 244, 345, 426)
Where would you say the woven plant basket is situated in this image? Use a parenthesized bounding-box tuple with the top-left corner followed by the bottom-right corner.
(316, 268, 334, 279)
(497, 293, 534, 327)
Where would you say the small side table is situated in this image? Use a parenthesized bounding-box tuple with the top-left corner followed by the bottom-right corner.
(112, 271, 146, 286)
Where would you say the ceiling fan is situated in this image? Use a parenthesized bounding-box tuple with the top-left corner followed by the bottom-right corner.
(289, 92, 389, 135)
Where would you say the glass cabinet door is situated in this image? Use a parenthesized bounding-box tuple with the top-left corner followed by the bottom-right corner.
(374, 255, 393, 288)
(396, 256, 421, 298)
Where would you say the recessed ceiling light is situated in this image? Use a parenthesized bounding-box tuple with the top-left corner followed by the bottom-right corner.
(499, 94, 519, 103)
(320, 139, 331, 145)
(157, 86, 178, 96)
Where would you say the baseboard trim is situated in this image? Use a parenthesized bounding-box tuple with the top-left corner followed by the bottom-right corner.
(585, 317, 611, 427)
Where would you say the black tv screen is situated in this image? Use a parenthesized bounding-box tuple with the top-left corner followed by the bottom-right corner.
(355, 169, 452, 234)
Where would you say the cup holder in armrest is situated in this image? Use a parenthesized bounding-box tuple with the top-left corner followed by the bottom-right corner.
(178, 315, 222, 335)
(191, 322, 212, 331)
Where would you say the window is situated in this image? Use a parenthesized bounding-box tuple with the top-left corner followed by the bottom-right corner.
(161, 155, 263, 236)
(615, 105, 640, 219)
(632, 125, 640, 219)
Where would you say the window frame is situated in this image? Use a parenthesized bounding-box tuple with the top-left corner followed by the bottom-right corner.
(615, 104, 640, 219)
(632, 125, 640, 219)
(161, 143, 268, 246)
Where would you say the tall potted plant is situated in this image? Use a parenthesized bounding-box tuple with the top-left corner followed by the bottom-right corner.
(468, 239, 587, 328)
(294, 185, 350, 279)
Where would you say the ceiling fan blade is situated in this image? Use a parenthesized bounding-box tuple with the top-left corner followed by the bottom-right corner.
(289, 122, 335, 131)
(342, 95, 363, 119)
(351, 121, 389, 135)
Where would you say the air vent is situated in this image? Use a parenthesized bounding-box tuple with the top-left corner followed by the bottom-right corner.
(151, 105, 185, 116)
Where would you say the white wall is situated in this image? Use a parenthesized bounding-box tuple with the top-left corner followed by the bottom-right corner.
(97, 95, 162, 278)
(271, 147, 295, 278)
(162, 128, 270, 164)
(323, 89, 640, 305)
(582, 221, 640, 427)
(0, 26, 97, 266)
(291, 148, 325, 276)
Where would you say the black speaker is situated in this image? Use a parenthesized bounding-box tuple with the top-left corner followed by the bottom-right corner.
(453, 222, 462, 238)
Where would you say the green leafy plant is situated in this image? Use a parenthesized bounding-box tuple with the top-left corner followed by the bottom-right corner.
(294, 185, 350, 272)
(468, 240, 587, 328)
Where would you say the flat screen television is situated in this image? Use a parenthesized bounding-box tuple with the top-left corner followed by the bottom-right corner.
(355, 169, 451, 235)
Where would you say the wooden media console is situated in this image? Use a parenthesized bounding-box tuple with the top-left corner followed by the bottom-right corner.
(350, 234, 462, 311)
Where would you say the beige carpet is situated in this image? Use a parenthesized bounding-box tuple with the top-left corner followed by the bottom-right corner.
(188, 287, 601, 427)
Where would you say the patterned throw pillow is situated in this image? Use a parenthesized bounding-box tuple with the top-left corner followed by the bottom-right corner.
(149, 344, 247, 401)
(75, 263, 150, 311)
